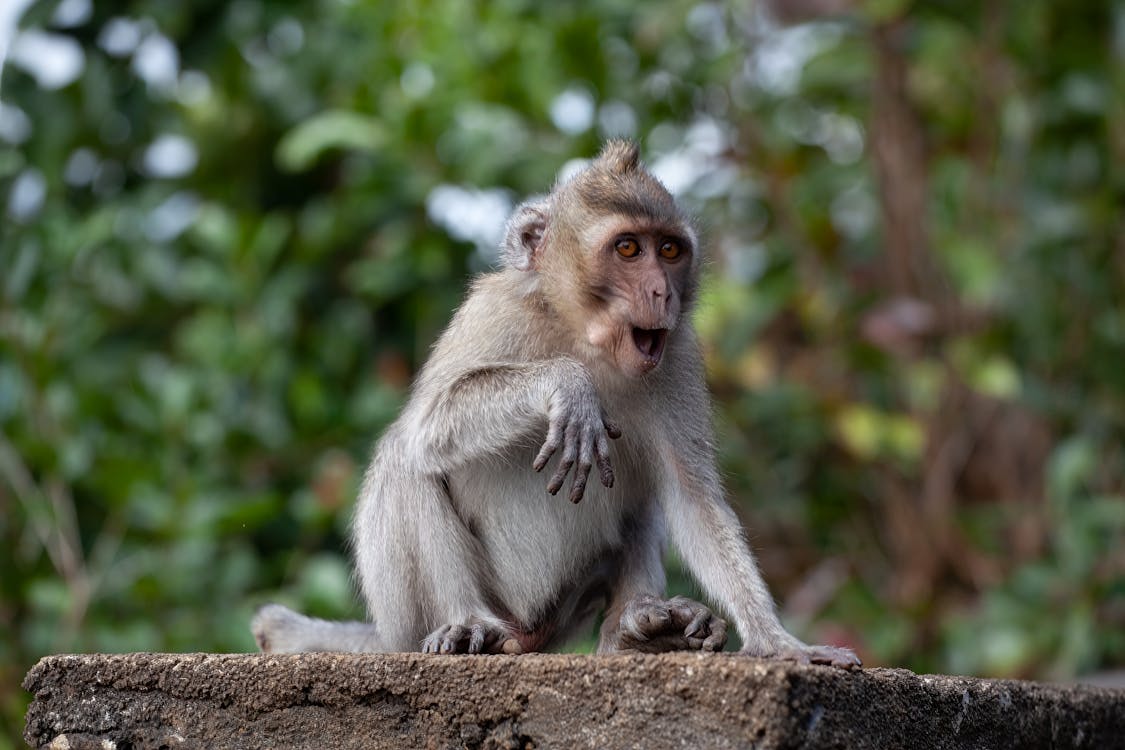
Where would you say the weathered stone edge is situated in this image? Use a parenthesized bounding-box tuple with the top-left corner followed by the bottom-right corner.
(23, 652, 1125, 750)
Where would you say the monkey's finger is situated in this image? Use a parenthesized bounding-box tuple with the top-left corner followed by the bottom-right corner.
(546, 458, 573, 495)
(595, 433, 614, 488)
(422, 626, 450, 654)
(683, 608, 710, 638)
(702, 618, 728, 652)
(598, 463, 614, 488)
(603, 418, 623, 439)
(440, 624, 469, 654)
(546, 424, 579, 494)
(532, 421, 563, 472)
(628, 602, 671, 634)
(532, 442, 555, 472)
(569, 458, 592, 504)
(468, 624, 486, 654)
(570, 429, 599, 502)
(666, 596, 696, 626)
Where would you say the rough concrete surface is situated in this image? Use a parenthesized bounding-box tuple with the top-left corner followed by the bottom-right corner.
(22, 652, 1125, 749)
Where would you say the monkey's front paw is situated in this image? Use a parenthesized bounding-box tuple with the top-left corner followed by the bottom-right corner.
(609, 595, 727, 653)
(533, 384, 622, 504)
(421, 620, 522, 655)
(746, 642, 862, 669)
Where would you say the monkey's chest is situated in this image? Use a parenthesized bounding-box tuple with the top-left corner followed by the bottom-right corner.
(448, 444, 647, 624)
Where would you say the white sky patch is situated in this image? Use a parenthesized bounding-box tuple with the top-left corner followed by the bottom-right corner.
(650, 117, 729, 197)
(52, 0, 92, 28)
(777, 100, 865, 164)
(177, 70, 212, 107)
(8, 29, 85, 89)
(0, 102, 31, 144)
(597, 99, 637, 139)
(650, 151, 700, 196)
(0, 0, 34, 86)
(400, 62, 435, 99)
(98, 17, 144, 57)
(819, 113, 864, 164)
(133, 31, 179, 93)
(7, 168, 46, 222)
(549, 86, 595, 136)
(746, 20, 842, 96)
(267, 17, 304, 57)
(64, 147, 99, 186)
(425, 184, 512, 261)
(722, 242, 769, 285)
(142, 134, 198, 178)
(686, 3, 729, 52)
(239, 36, 272, 70)
(145, 191, 200, 243)
(831, 182, 877, 239)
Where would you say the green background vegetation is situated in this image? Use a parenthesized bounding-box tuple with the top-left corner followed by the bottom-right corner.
(2, 0, 1124, 743)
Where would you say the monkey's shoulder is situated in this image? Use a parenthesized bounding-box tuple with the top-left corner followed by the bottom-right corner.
(462, 269, 548, 312)
(440, 272, 558, 350)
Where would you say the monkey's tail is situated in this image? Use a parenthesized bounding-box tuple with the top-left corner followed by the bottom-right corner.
(251, 603, 385, 653)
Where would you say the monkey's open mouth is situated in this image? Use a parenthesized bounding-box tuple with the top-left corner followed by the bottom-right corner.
(632, 327, 668, 364)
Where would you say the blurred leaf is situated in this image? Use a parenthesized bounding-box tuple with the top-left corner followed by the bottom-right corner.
(276, 110, 387, 172)
(860, 0, 912, 23)
(297, 553, 356, 616)
(1048, 437, 1097, 504)
(834, 404, 924, 465)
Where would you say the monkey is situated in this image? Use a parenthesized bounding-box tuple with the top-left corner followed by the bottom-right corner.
(252, 140, 860, 667)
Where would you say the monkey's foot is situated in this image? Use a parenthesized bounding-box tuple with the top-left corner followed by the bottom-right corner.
(606, 595, 727, 653)
(744, 641, 862, 669)
(421, 619, 522, 655)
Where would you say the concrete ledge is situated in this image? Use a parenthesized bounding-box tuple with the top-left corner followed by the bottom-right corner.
(22, 652, 1125, 749)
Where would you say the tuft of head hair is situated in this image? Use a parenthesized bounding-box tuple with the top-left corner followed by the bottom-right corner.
(592, 140, 641, 176)
(562, 140, 682, 226)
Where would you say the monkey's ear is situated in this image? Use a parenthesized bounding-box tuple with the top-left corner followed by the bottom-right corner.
(501, 197, 549, 272)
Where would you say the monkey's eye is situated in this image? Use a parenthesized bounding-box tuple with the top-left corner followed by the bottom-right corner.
(615, 238, 641, 258)
(658, 241, 683, 260)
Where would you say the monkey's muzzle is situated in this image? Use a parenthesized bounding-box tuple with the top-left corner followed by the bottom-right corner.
(632, 327, 668, 367)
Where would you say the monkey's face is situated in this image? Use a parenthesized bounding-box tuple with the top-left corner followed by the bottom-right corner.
(580, 217, 695, 378)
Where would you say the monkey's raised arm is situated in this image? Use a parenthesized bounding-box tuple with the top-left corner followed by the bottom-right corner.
(400, 285, 618, 503)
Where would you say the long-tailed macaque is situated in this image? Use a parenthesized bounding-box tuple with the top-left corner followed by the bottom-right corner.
(252, 141, 860, 667)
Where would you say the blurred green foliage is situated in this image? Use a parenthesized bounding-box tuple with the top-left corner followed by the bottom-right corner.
(2, 0, 1124, 744)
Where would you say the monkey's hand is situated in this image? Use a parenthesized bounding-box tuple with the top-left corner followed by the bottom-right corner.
(742, 634, 862, 669)
(421, 619, 522, 655)
(605, 594, 727, 653)
(533, 379, 622, 504)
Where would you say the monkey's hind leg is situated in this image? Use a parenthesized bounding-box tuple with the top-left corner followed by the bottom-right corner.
(601, 594, 727, 653)
(251, 603, 384, 653)
(354, 470, 520, 654)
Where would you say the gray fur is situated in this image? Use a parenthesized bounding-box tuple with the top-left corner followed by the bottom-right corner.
(252, 142, 860, 668)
